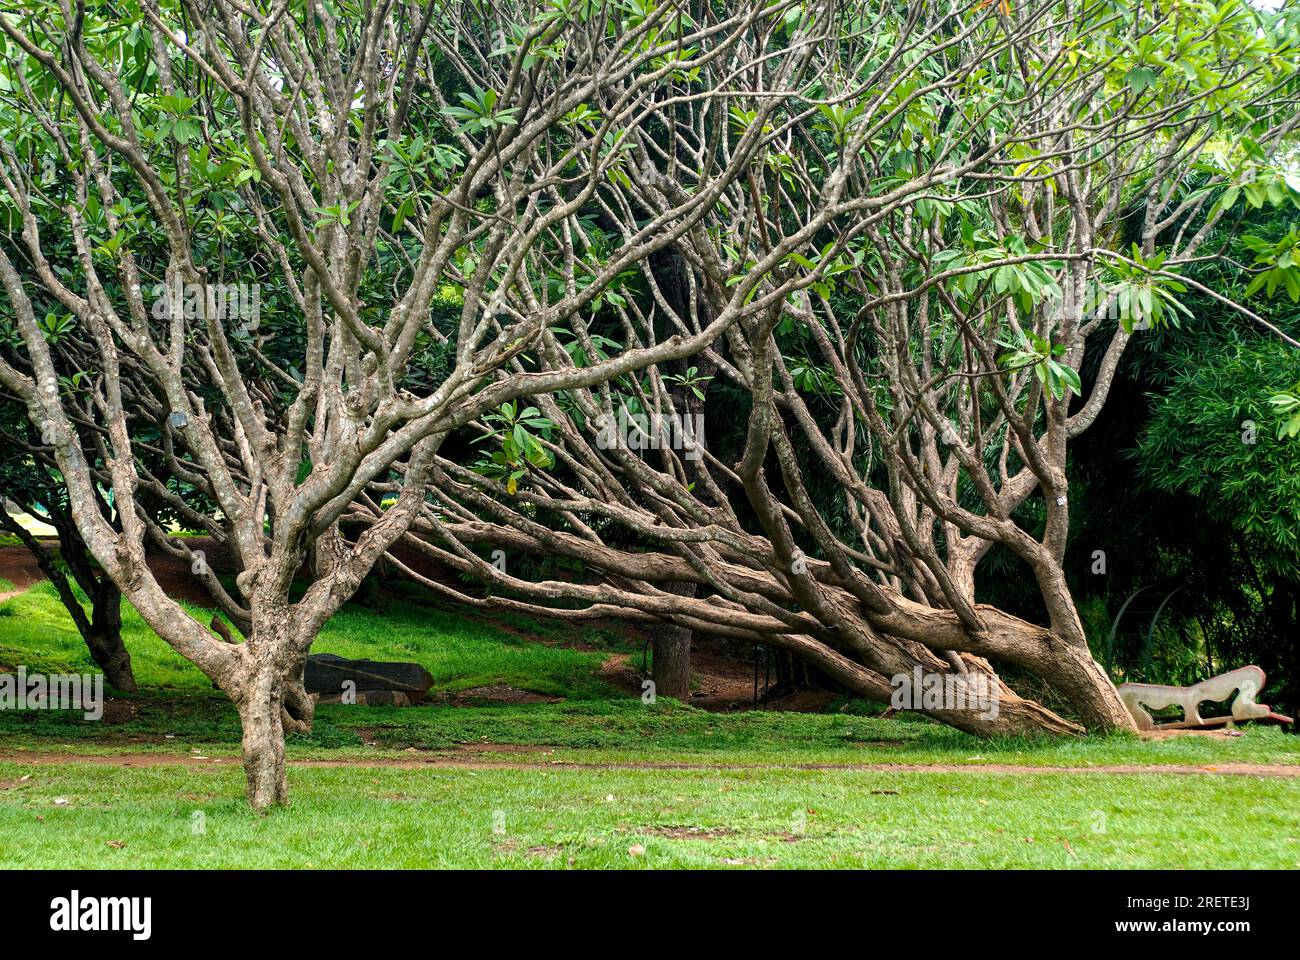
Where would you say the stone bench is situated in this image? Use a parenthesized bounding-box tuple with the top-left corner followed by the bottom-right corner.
(1118, 665, 1294, 731)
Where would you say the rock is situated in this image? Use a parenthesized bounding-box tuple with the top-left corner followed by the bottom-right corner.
(315, 689, 413, 707)
(304, 653, 433, 702)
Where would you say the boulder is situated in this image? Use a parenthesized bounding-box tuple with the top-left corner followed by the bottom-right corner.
(305, 653, 433, 702)
(315, 689, 413, 707)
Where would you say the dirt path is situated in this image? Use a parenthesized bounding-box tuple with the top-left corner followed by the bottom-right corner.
(0, 749, 1296, 777)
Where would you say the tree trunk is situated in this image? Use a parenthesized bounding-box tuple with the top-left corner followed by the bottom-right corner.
(1036, 641, 1135, 731)
(86, 632, 136, 692)
(652, 582, 695, 701)
(751, 596, 1135, 736)
(86, 580, 136, 691)
(231, 620, 314, 813)
(237, 662, 289, 811)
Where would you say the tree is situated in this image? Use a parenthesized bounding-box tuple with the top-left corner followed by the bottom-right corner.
(0, 0, 831, 808)
(1, 1, 1296, 811)
(0, 405, 134, 690)
(379, 0, 1300, 736)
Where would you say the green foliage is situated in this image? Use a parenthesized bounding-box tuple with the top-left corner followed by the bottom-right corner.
(440, 86, 520, 135)
(996, 330, 1081, 400)
(1104, 248, 1193, 333)
(1269, 385, 1300, 439)
(1137, 340, 1300, 565)
(473, 402, 556, 494)
(1242, 224, 1300, 302)
(662, 366, 712, 401)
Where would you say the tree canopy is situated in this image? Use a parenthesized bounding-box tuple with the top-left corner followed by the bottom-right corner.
(1, 0, 1297, 808)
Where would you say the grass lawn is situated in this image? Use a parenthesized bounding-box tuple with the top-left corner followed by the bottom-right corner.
(2, 760, 1297, 869)
(1, 580, 1298, 868)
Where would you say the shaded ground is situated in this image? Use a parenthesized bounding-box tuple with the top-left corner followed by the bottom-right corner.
(0, 539, 825, 712)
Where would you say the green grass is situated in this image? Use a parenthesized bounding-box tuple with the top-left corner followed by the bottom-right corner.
(0, 759, 1296, 868)
(2, 580, 1299, 869)
(0, 580, 615, 698)
(4, 696, 1298, 769)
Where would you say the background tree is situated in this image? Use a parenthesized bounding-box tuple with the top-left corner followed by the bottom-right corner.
(0, 402, 134, 690)
(382, 0, 1300, 736)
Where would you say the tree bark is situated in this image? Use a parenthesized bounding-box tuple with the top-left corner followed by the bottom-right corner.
(652, 581, 695, 701)
(237, 663, 288, 812)
(85, 579, 136, 691)
(86, 634, 136, 692)
(230, 616, 314, 812)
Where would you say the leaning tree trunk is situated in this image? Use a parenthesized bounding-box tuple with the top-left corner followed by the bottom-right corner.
(85, 579, 136, 692)
(652, 581, 696, 701)
(1031, 638, 1135, 731)
(0, 511, 138, 691)
(755, 592, 1136, 737)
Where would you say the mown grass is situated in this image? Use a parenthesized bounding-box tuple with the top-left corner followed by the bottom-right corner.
(1, 580, 1299, 769)
(2, 580, 1299, 869)
(0, 759, 1296, 869)
(4, 696, 1299, 769)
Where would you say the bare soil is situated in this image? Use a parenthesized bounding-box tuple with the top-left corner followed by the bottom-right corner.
(0, 749, 1295, 777)
(0, 542, 222, 608)
(0, 547, 47, 600)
